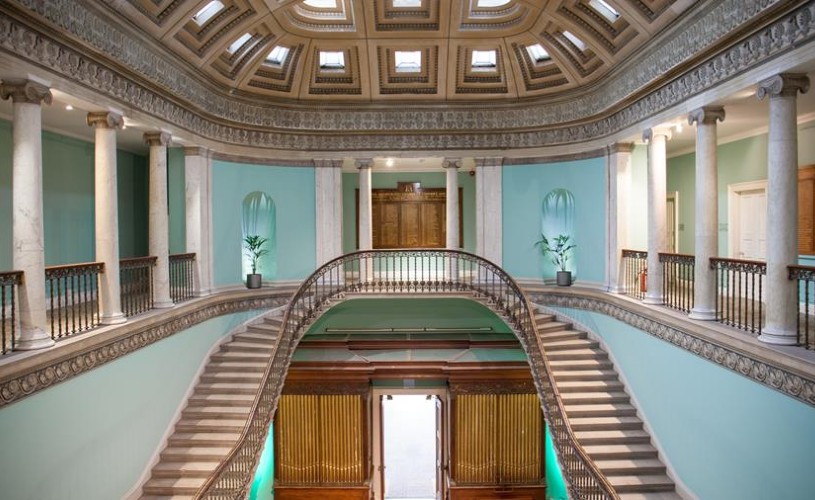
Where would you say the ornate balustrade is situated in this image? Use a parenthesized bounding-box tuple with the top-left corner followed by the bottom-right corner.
(0, 271, 23, 355)
(621, 249, 647, 300)
(195, 249, 617, 500)
(659, 253, 695, 313)
(45, 262, 104, 339)
(169, 253, 196, 303)
(711, 257, 766, 335)
(790, 265, 815, 349)
(120, 256, 156, 318)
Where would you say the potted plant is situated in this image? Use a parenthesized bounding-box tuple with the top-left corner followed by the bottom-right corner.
(535, 233, 576, 286)
(243, 234, 269, 289)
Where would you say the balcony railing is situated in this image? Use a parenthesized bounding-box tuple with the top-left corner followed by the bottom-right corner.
(621, 249, 647, 300)
(45, 262, 104, 339)
(790, 265, 815, 349)
(1, 271, 23, 355)
(711, 257, 766, 335)
(170, 253, 196, 303)
(120, 256, 156, 318)
(659, 252, 695, 313)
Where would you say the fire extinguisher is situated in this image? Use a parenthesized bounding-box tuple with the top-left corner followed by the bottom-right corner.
(639, 267, 647, 293)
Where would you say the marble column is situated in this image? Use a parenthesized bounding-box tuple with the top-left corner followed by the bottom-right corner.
(87, 111, 126, 325)
(314, 159, 344, 266)
(145, 132, 174, 308)
(688, 107, 725, 320)
(757, 74, 810, 345)
(475, 157, 503, 265)
(605, 143, 634, 293)
(184, 147, 213, 296)
(643, 127, 672, 305)
(0, 79, 55, 349)
(443, 158, 462, 249)
(356, 158, 374, 251)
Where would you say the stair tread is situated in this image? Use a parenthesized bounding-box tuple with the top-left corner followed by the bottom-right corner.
(189, 393, 256, 402)
(170, 432, 242, 441)
(594, 458, 666, 470)
(542, 339, 598, 348)
(161, 445, 233, 455)
(196, 382, 261, 390)
(176, 418, 248, 430)
(182, 406, 251, 415)
(617, 492, 683, 500)
(576, 429, 650, 439)
(153, 460, 221, 473)
(556, 380, 624, 390)
(570, 416, 642, 426)
(582, 443, 658, 456)
(607, 474, 675, 489)
(223, 341, 274, 350)
(232, 331, 276, 342)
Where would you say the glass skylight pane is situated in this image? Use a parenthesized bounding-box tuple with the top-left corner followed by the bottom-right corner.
(319, 50, 345, 69)
(192, 1, 224, 26)
(526, 43, 550, 62)
(395, 50, 422, 72)
(589, 0, 621, 22)
(266, 46, 290, 65)
(477, 0, 511, 7)
(392, 0, 421, 6)
(471, 50, 497, 71)
(303, 0, 337, 8)
(563, 31, 587, 51)
(227, 33, 252, 54)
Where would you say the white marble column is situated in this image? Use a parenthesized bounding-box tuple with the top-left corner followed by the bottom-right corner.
(475, 157, 503, 265)
(605, 143, 634, 293)
(443, 158, 461, 249)
(356, 158, 374, 251)
(314, 159, 344, 265)
(0, 79, 55, 349)
(643, 127, 672, 305)
(757, 74, 810, 345)
(87, 111, 126, 325)
(184, 147, 213, 296)
(145, 132, 174, 308)
(688, 107, 725, 320)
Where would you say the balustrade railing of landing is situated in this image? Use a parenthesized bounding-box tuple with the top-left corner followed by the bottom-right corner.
(0, 271, 23, 354)
(45, 262, 104, 339)
(120, 256, 156, 318)
(621, 249, 647, 300)
(790, 265, 815, 350)
(659, 252, 695, 313)
(169, 253, 196, 303)
(196, 249, 618, 500)
(711, 257, 766, 336)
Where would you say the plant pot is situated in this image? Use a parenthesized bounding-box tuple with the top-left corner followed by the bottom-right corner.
(556, 270, 572, 286)
(246, 273, 262, 289)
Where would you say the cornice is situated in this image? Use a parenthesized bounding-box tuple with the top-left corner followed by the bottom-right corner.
(0, 0, 811, 152)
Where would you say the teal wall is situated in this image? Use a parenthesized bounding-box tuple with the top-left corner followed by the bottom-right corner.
(0, 120, 149, 269)
(211, 161, 316, 285)
(167, 147, 186, 255)
(0, 309, 260, 500)
(341, 171, 476, 254)
(550, 306, 815, 500)
(502, 159, 606, 284)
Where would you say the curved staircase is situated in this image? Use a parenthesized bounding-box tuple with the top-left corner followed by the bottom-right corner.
(139, 312, 284, 499)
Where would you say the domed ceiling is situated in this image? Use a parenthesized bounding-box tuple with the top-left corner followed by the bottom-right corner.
(118, 0, 690, 102)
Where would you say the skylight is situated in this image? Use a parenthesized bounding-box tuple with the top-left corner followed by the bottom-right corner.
(192, 0, 224, 27)
(471, 50, 497, 71)
(227, 33, 252, 54)
(394, 50, 422, 72)
(477, 0, 511, 7)
(319, 50, 345, 69)
(303, 0, 337, 8)
(392, 0, 421, 7)
(589, 0, 621, 22)
(563, 31, 587, 51)
(526, 43, 550, 63)
(266, 46, 290, 66)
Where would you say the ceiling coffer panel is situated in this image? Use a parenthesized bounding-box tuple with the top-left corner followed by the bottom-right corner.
(450, 44, 513, 96)
(458, 0, 531, 32)
(553, 0, 639, 56)
(375, 44, 441, 96)
(173, 0, 258, 58)
(305, 43, 368, 98)
(124, 0, 186, 27)
(368, 0, 443, 32)
(540, 22, 604, 80)
(509, 39, 573, 94)
(209, 22, 279, 81)
(279, 0, 357, 33)
(245, 42, 305, 95)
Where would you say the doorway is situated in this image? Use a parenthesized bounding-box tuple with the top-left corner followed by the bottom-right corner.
(728, 180, 767, 260)
(373, 390, 445, 500)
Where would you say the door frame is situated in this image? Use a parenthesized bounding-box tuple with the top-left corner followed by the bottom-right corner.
(666, 191, 679, 253)
(727, 180, 767, 259)
(371, 387, 448, 500)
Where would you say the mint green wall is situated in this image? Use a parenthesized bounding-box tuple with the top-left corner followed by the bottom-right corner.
(0, 310, 259, 500)
(628, 145, 649, 250)
(212, 161, 316, 285)
(167, 147, 186, 254)
(666, 152, 695, 254)
(502, 159, 606, 284)
(550, 306, 815, 500)
(341, 171, 476, 254)
(0, 120, 149, 268)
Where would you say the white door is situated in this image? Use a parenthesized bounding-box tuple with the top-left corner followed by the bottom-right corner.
(737, 189, 767, 260)
(666, 192, 679, 253)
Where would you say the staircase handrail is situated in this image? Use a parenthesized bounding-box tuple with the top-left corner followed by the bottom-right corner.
(194, 249, 617, 499)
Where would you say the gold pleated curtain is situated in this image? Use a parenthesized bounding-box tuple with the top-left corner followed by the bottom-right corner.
(453, 393, 542, 485)
(276, 394, 365, 485)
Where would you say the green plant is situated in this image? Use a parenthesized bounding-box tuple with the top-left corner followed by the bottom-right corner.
(534, 234, 576, 272)
(243, 234, 269, 274)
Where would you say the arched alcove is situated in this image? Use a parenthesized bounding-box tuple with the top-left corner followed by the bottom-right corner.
(241, 191, 277, 279)
(541, 188, 577, 278)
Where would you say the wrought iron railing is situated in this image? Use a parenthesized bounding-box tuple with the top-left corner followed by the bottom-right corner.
(45, 262, 104, 339)
(169, 253, 196, 303)
(195, 249, 617, 500)
(790, 265, 815, 349)
(120, 256, 156, 318)
(621, 249, 648, 300)
(711, 257, 766, 335)
(1, 271, 23, 355)
(659, 252, 695, 313)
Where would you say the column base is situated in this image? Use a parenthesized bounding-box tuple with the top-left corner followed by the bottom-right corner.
(195, 289, 211, 298)
(100, 312, 127, 326)
(608, 285, 626, 294)
(15, 328, 56, 350)
(689, 308, 717, 321)
(642, 294, 664, 305)
(758, 326, 799, 346)
(153, 299, 175, 309)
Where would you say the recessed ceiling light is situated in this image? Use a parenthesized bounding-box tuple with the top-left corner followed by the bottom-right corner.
(65, 104, 73, 111)
(385, 158, 395, 167)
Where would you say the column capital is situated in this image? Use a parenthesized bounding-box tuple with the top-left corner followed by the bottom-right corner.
(143, 131, 172, 147)
(183, 146, 210, 157)
(313, 158, 344, 168)
(0, 79, 53, 105)
(608, 142, 635, 154)
(643, 127, 672, 143)
(355, 158, 374, 170)
(442, 157, 462, 169)
(87, 111, 123, 129)
(474, 157, 503, 168)
(757, 73, 810, 100)
(689, 106, 725, 126)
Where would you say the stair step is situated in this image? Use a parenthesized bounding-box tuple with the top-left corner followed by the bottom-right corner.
(168, 432, 241, 447)
(201, 371, 265, 383)
(533, 313, 556, 323)
(551, 369, 618, 381)
(582, 443, 659, 460)
(142, 477, 206, 495)
(206, 360, 267, 371)
(140, 495, 195, 500)
(221, 341, 275, 352)
(575, 429, 651, 445)
(616, 492, 683, 500)
(607, 474, 675, 493)
(563, 403, 638, 418)
(537, 321, 572, 333)
(556, 380, 624, 393)
(152, 460, 221, 478)
(232, 331, 276, 343)
(175, 418, 248, 433)
(541, 338, 599, 351)
(210, 351, 270, 362)
(548, 358, 613, 370)
(594, 458, 667, 476)
(188, 393, 256, 406)
(181, 406, 251, 419)
(244, 325, 280, 336)
(569, 416, 643, 431)
(195, 382, 261, 394)
(546, 349, 608, 361)
(559, 391, 630, 405)
(160, 445, 233, 461)
(538, 329, 587, 343)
